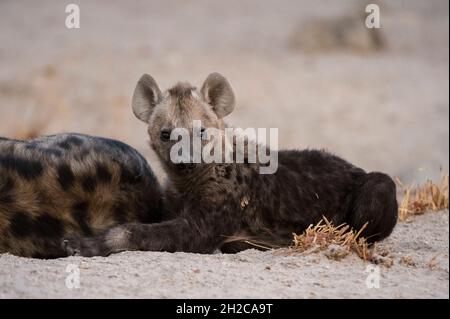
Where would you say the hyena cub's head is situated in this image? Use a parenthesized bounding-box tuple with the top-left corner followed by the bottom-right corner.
(132, 73, 236, 171)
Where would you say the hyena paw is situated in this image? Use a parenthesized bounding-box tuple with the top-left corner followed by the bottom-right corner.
(62, 235, 107, 257)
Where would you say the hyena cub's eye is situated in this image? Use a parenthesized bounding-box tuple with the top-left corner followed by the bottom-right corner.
(160, 129, 171, 141)
(200, 128, 207, 139)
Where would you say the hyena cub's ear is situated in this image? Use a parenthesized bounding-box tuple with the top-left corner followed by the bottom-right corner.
(201, 72, 236, 118)
(132, 74, 162, 123)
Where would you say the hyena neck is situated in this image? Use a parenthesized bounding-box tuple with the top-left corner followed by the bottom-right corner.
(168, 161, 261, 209)
(167, 164, 217, 196)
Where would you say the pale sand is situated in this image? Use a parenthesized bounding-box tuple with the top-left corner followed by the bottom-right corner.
(0, 211, 448, 298)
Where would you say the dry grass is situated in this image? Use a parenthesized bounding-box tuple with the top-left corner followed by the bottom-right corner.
(399, 255, 417, 267)
(290, 175, 448, 264)
(427, 254, 441, 270)
(397, 174, 449, 221)
(290, 217, 384, 263)
(14, 120, 48, 140)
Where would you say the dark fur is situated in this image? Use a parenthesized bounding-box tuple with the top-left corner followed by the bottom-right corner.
(62, 74, 398, 257)
(0, 133, 163, 258)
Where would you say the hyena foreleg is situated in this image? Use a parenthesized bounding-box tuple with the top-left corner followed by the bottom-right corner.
(62, 203, 240, 256)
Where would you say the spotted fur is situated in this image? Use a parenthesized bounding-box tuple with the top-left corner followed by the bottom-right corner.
(0, 133, 163, 258)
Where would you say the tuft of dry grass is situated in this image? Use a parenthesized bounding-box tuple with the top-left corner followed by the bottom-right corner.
(397, 175, 449, 221)
(14, 121, 48, 140)
(290, 217, 385, 263)
(399, 255, 417, 267)
(427, 254, 441, 270)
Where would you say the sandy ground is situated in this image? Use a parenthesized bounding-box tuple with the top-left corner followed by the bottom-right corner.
(0, 210, 448, 299)
(0, 0, 448, 299)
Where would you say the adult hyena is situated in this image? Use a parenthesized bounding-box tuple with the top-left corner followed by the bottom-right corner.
(63, 73, 398, 256)
(0, 134, 163, 258)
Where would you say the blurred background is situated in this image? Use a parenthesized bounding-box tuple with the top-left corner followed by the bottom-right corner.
(0, 0, 448, 184)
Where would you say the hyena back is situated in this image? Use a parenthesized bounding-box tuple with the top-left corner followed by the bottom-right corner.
(63, 73, 398, 257)
(0, 133, 163, 258)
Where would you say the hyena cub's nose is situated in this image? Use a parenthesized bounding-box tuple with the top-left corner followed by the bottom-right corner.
(175, 163, 196, 170)
(160, 129, 171, 141)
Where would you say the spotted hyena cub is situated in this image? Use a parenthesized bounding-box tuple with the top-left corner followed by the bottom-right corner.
(63, 73, 398, 256)
(0, 134, 163, 258)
